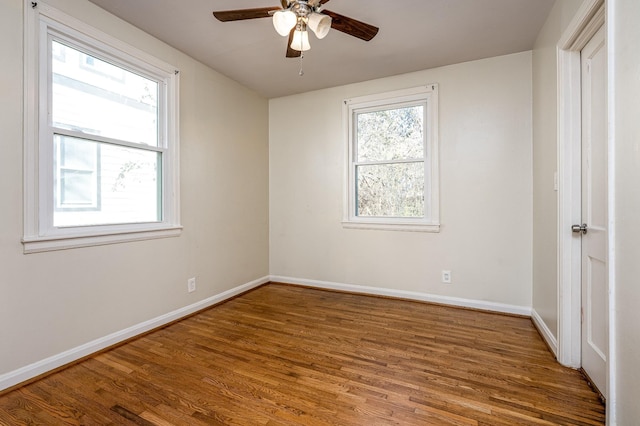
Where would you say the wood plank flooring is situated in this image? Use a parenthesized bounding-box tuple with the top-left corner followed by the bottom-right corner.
(0, 283, 605, 425)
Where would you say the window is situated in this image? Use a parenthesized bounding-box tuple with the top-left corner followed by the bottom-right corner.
(23, 3, 181, 253)
(343, 85, 439, 232)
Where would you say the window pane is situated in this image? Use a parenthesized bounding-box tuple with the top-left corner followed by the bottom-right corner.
(60, 170, 94, 205)
(51, 40, 159, 146)
(60, 136, 96, 170)
(357, 105, 424, 162)
(56, 136, 98, 209)
(356, 162, 424, 217)
(54, 135, 161, 227)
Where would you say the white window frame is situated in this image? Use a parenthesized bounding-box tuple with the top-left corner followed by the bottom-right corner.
(343, 85, 440, 232)
(23, 2, 181, 253)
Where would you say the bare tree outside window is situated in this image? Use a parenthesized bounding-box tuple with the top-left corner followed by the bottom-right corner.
(355, 105, 425, 217)
(344, 85, 439, 232)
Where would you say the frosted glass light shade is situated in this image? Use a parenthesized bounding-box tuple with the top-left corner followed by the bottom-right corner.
(273, 10, 297, 36)
(290, 29, 311, 51)
(308, 13, 332, 39)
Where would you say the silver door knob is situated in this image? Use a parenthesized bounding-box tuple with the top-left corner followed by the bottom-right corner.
(572, 223, 588, 234)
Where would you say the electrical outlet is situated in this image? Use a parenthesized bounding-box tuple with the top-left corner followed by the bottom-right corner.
(187, 277, 196, 293)
(442, 270, 452, 284)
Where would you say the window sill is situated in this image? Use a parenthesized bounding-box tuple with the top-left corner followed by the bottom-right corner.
(22, 225, 183, 254)
(342, 221, 440, 233)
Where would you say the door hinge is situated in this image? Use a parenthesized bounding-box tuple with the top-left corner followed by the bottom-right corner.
(581, 307, 584, 324)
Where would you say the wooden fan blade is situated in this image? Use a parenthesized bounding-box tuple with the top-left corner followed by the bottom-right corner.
(286, 28, 301, 58)
(213, 7, 280, 22)
(322, 10, 379, 41)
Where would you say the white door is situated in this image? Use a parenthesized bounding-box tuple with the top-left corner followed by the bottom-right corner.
(578, 25, 607, 398)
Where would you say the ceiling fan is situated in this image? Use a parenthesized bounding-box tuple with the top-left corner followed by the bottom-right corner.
(212, 0, 379, 58)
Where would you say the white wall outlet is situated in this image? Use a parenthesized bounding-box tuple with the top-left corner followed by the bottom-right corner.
(187, 277, 196, 293)
(442, 270, 452, 284)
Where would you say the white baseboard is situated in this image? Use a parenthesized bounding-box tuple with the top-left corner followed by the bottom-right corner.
(1, 275, 536, 392)
(531, 308, 559, 357)
(270, 275, 532, 317)
(0, 275, 269, 392)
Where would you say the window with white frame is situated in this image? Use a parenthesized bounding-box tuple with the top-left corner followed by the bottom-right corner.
(343, 85, 439, 232)
(23, 3, 181, 253)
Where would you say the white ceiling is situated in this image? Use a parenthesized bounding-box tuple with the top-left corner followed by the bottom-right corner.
(87, 0, 555, 98)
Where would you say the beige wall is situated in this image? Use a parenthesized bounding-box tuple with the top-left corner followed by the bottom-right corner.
(0, 0, 269, 377)
(2, 0, 638, 417)
(270, 52, 533, 308)
(612, 0, 640, 420)
(531, 0, 584, 340)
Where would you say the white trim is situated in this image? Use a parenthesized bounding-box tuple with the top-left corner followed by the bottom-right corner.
(22, 226, 183, 253)
(532, 309, 559, 357)
(558, 0, 606, 49)
(556, 45, 583, 368)
(341, 221, 440, 233)
(0, 276, 269, 392)
(270, 275, 531, 317)
(23, 0, 40, 245)
(556, 0, 605, 369)
(342, 85, 440, 232)
(34, 3, 176, 74)
(605, 0, 616, 420)
(23, 2, 181, 253)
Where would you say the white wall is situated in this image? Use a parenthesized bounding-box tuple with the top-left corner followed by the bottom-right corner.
(531, 0, 584, 341)
(611, 0, 640, 421)
(270, 52, 533, 309)
(0, 0, 269, 381)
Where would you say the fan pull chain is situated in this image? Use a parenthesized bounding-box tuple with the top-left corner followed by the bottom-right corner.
(299, 52, 304, 77)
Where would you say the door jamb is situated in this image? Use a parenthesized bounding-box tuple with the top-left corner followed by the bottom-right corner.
(557, 0, 605, 368)
(556, 0, 604, 369)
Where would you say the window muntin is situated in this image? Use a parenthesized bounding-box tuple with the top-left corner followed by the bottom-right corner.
(344, 85, 439, 232)
(23, 4, 180, 252)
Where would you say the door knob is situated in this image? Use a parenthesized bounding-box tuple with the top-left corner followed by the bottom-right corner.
(572, 223, 588, 234)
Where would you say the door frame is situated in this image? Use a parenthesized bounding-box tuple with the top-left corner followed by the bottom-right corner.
(557, 0, 614, 409)
(557, 0, 604, 369)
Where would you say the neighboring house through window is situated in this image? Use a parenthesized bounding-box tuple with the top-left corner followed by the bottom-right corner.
(23, 3, 181, 253)
(343, 85, 440, 232)
(55, 135, 99, 212)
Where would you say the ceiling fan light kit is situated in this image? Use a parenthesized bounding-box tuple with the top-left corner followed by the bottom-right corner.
(307, 12, 331, 39)
(272, 9, 297, 36)
(213, 0, 379, 68)
(272, 1, 326, 52)
(291, 23, 311, 51)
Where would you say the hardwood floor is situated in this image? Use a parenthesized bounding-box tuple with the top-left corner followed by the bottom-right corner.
(0, 283, 605, 425)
